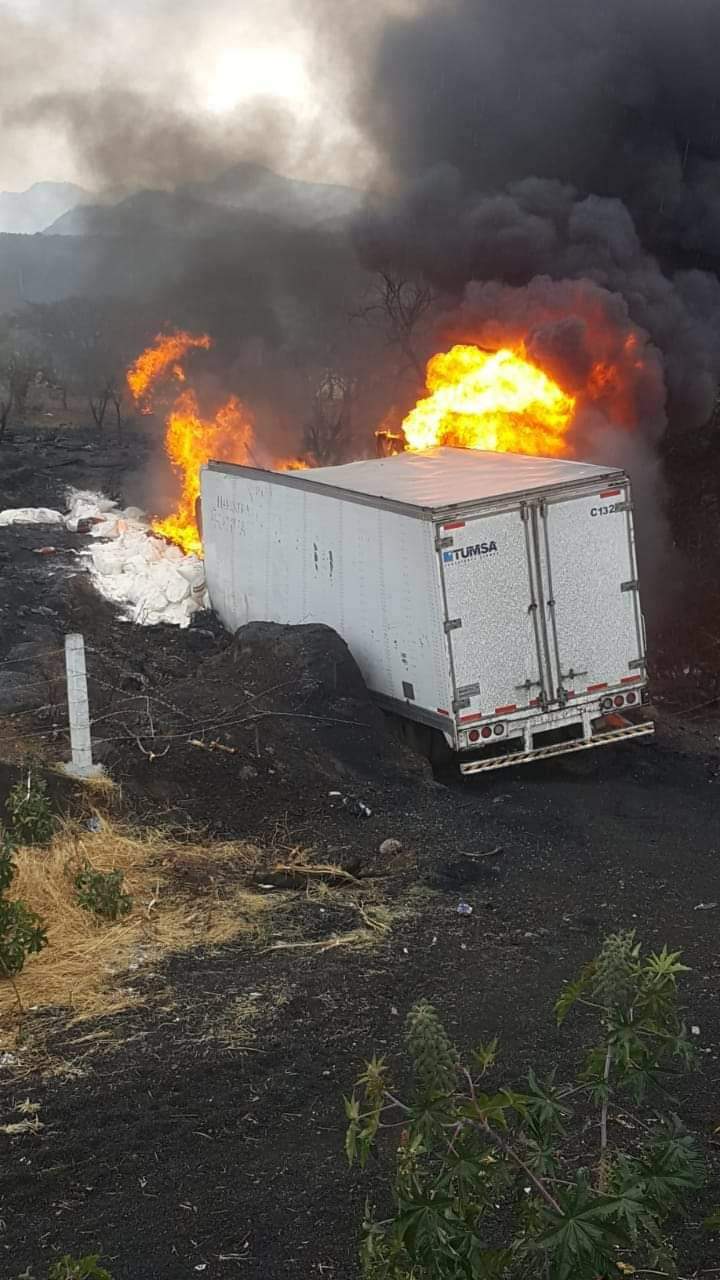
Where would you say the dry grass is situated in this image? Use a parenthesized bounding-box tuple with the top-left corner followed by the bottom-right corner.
(0, 817, 278, 1033)
(205, 987, 290, 1049)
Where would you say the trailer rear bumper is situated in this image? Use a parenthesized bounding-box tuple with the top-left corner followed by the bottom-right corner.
(459, 718, 654, 775)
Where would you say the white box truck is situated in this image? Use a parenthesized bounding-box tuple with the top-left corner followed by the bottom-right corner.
(200, 446, 654, 775)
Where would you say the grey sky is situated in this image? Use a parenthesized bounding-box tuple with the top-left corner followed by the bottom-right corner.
(0, 0, 418, 191)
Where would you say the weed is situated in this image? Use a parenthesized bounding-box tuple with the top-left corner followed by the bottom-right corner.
(346, 933, 702, 1280)
(5, 765, 54, 846)
(48, 1257, 112, 1280)
(0, 833, 47, 977)
(74, 864, 132, 921)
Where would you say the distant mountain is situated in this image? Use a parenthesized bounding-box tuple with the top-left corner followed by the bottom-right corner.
(0, 181, 92, 234)
(182, 161, 363, 225)
(44, 163, 363, 237)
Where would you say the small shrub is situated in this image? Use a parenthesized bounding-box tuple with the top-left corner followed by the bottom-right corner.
(0, 832, 47, 977)
(74, 865, 132, 921)
(346, 932, 702, 1280)
(48, 1257, 112, 1280)
(5, 765, 54, 846)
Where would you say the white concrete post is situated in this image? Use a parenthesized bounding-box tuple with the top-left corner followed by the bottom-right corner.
(62, 633, 103, 778)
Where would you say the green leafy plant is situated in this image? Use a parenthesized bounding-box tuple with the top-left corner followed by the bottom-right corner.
(74, 864, 132, 921)
(0, 831, 47, 977)
(48, 1257, 112, 1280)
(5, 764, 54, 846)
(346, 933, 702, 1280)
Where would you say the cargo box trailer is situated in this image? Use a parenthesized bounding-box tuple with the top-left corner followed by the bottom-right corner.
(200, 447, 654, 774)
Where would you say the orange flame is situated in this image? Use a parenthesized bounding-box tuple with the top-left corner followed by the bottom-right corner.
(401, 344, 576, 456)
(151, 389, 253, 556)
(127, 330, 255, 555)
(274, 457, 309, 472)
(127, 331, 211, 404)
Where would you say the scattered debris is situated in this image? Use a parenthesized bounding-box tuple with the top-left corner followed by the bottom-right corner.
(17, 1099, 41, 1115)
(456, 901, 473, 915)
(379, 838, 403, 857)
(694, 901, 717, 910)
(336, 794, 373, 818)
(0, 1115, 44, 1136)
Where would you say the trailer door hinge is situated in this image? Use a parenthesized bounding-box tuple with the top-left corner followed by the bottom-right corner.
(621, 579, 638, 593)
(561, 667, 588, 682)
(444, 618, 462, 633)
(628, 657, 646, 670)
(614, 501, 633, 512)
(452, 696, 471, 713)
(435, 535, 453, 551)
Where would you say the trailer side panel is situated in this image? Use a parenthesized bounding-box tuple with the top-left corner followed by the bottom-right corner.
(201, 467, 454, 719)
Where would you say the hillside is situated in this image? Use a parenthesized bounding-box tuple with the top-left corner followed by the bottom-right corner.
(44, 162, 362, 237)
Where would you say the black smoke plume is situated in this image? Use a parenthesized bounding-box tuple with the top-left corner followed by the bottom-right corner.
(355, 0, 720, 436)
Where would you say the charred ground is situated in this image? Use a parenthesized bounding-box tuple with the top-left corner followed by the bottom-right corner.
(0, 428, 719, 1278)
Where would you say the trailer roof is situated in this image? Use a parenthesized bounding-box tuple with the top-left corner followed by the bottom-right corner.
(293, 447, 620, 509)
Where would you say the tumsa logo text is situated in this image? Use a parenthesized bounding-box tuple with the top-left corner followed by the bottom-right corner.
(443, 541, 498, 564)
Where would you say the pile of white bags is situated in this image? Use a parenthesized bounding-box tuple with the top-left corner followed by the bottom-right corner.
(0, 490, 208, 628)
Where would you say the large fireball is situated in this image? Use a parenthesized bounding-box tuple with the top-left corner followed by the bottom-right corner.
(402, 344, 576, 456)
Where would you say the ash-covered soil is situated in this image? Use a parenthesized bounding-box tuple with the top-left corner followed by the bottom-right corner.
(1, 425, 720, 1278)
(1, 733, 720, 1279)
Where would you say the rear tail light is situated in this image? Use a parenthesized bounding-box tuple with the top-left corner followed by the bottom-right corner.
(613, 694, 625, 708)
(601, 696, 613, 711)
(625, 690, 637, 704)
(468, 723, 505, 744)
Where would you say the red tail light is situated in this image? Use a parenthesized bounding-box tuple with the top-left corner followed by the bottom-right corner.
(481, 726, 493, 739)
(625, 691, 637, 705)
(613, 694, 625, 708)
(468, 728, 480, 743)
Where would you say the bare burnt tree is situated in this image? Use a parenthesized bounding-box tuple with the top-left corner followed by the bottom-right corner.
(0, 352, 38, 439)
(0, 379, 12, 441)
(302, 367, 357, 465)
(16, 298, 139, 428)
(355, 270, 441, 379)
(110, 382, 125, 433)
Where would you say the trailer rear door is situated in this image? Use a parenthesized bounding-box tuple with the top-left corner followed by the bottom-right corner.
(439, 508, 548, 717)
(536, 484, 644, 700)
